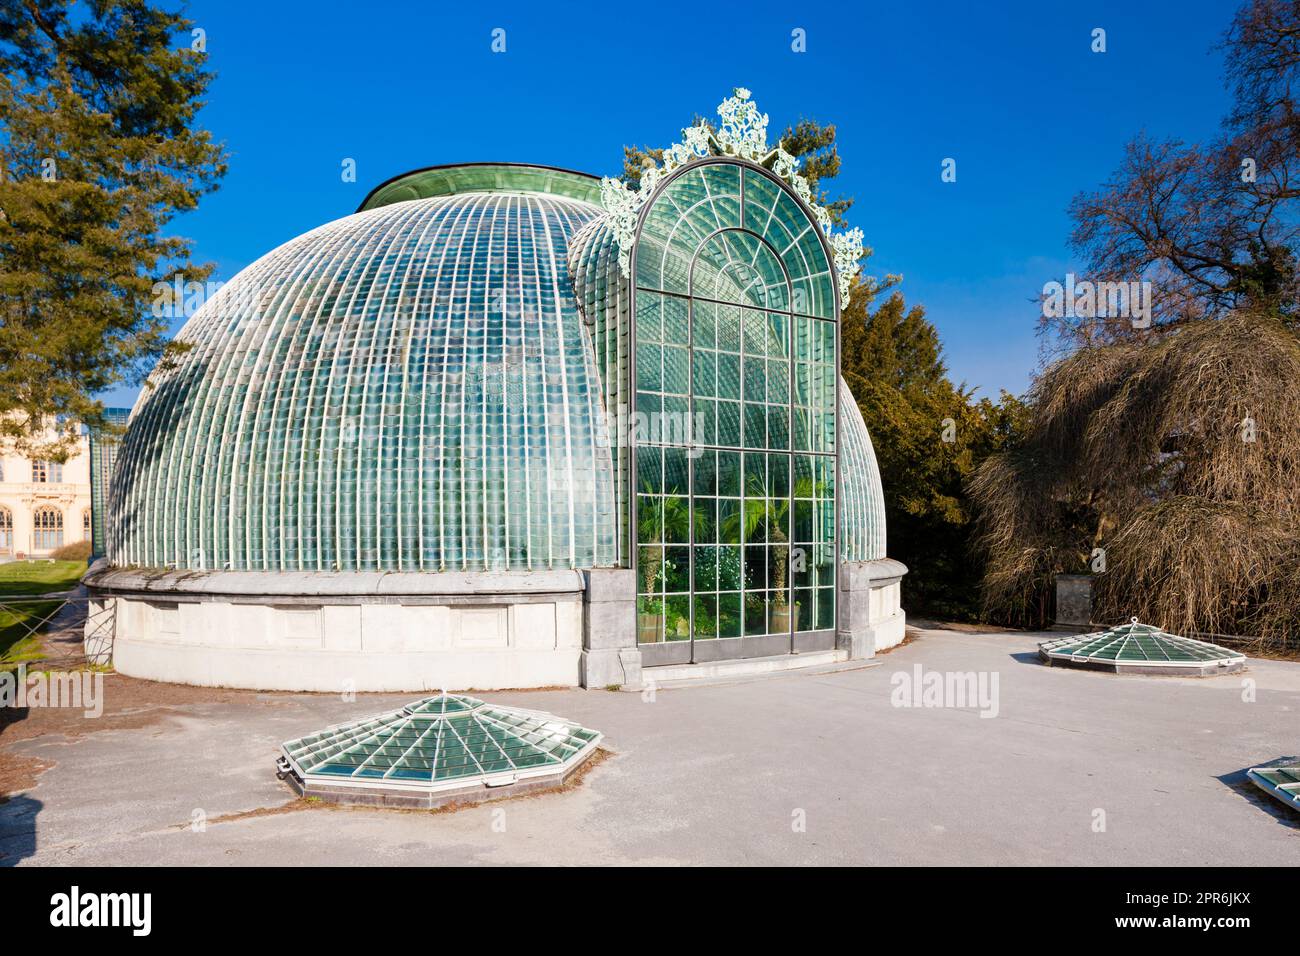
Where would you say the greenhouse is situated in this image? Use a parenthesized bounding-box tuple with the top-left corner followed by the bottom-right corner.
(84, 93, 907, 691)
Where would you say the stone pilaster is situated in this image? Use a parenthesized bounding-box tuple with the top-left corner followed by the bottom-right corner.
(838, 558, 908, 658)
(579, 568, 642, 690)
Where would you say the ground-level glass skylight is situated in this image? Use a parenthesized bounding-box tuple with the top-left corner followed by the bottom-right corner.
(278, 694, 602, 808)
(1247, 764, 1300, 814)
(1038, 618, 1245, 675)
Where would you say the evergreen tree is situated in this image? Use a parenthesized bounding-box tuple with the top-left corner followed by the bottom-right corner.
(0, 0, 227, 458)
(842, 287, 1028, 618)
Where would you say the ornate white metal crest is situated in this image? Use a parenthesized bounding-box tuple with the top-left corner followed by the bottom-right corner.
(600, 88, 866, 306)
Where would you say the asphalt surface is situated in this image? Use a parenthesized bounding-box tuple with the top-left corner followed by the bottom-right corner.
(2, 627, 1298, 865)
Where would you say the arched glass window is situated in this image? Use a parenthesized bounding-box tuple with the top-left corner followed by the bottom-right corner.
(632, 159, 838, 665)
(0, 507, 11, 553)
(83, 508, 92, 541)
(33, 506, 63, 551)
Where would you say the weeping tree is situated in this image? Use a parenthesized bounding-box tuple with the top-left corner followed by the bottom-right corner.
(972, 310, 1300, 651)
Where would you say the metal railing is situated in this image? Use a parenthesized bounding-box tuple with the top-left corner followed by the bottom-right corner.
(0, 591, 115, 669)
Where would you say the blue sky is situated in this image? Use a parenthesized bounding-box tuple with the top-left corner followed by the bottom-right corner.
(102, 0, 1237, 407)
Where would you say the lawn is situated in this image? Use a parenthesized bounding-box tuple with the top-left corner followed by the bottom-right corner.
(0, 560, 87, 662)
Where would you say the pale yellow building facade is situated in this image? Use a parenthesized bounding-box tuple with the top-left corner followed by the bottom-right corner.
(0, 431, 92, 559)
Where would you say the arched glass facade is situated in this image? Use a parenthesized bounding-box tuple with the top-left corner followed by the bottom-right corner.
(631, 160, 839, 663)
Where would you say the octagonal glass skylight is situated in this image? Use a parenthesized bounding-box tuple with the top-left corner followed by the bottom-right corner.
(1039, 619, 1245, 674)
(278, 694, 602, 807)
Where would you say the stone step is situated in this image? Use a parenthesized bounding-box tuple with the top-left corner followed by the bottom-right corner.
(642, 648, 879, 688)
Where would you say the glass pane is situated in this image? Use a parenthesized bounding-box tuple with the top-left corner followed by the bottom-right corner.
(692, 302, 717, 350)
(817, 587, 835, 630)
(663, 448, 688, 495)
(693, 594, 718, 639)
(744, 593, 769, 635)
(638, 543, 664, 589)
(693, 547, 717, 593)
(717, 451, 741, 496)
(717, 592, 742, 637)
(664, 546, 690, 593)
(745, 545, 767, 588)
(662, 494, 690, 543)
(665, 594, 690, 641)
(693, 499, 716, 543)
(693, 350, 716, 397)
(663, 297, 689, 345)
(718, 498, 740, 544)
(718, 545, 742, 591)
(637, 495, 662, 543)
(693, 450, 717, 497)
(717, 401, 741, 446)
(637, 595, 664, 644)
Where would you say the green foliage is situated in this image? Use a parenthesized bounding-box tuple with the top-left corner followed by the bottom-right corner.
(841, 287, 1029, 618)
(50, 539, 91, 561)
(0, 0, 227, 459)
(0, 558, 86, 661)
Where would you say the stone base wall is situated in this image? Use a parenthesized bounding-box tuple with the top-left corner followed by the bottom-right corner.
(85, 567, 586, 692)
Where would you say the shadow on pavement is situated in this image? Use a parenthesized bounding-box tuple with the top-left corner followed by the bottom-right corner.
(0, 794, 42, 866)
(1008, 650, 1045, 666)
(1217, 764, 1300, 831)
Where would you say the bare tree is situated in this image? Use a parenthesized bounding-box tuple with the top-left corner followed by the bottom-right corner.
(1050, 0, 1300, 344)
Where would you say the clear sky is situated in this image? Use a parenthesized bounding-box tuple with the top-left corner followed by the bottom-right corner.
(100, 0, 1237, 408)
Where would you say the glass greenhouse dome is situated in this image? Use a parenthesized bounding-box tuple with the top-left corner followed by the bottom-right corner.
(87, 151, 906, 692)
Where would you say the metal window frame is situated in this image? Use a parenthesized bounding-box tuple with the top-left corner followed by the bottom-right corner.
(628, 157, 843, 666)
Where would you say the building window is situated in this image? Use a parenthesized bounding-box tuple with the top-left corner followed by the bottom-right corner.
(33, 506, 63, 551)
(83, 508, 92, 541)
(31, 460, 63, 483)
(0, 507, 11, 553)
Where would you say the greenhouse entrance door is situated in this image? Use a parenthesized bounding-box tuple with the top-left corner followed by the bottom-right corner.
(633, 439, 839, 667)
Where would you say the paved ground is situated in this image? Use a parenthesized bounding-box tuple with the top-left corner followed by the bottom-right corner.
(2, 626, 1298, 865)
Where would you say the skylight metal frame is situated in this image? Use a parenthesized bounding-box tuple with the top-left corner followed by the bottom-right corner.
(1246, 765, 1300, 813)
(279, 696, 602, 800)
(1039, 621, 1246, 672)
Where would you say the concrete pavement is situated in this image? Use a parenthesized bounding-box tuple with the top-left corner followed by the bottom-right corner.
(2, 627, 1297, 865)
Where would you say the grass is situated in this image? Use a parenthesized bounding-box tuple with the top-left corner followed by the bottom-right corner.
(0, 560, 86, 662)
(0, 560, 86, 596)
